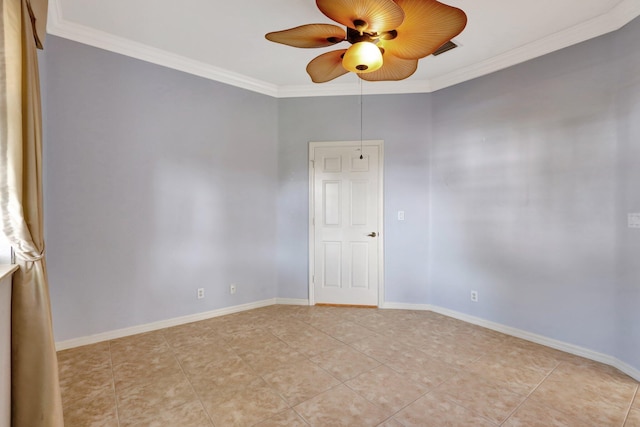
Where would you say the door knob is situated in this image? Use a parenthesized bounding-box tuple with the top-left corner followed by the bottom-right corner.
(367, 232, 377, 237)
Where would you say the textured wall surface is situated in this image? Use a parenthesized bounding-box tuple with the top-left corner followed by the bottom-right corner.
(41, 37, 279, 341)
(276, 92, 432, 304)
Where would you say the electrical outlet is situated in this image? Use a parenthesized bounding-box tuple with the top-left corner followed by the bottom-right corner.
(230, 284, 237, 295)
(197, 288, 205, 299)
(470, 290, 478, 302)
(629, 213, 640, 228)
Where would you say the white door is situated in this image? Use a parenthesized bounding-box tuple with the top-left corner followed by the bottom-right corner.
(309, 141, 383, 306)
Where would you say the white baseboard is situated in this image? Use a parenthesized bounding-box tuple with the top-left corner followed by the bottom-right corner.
(55, 298, 277, 351)
(275, 298, 310, 306)
(381, 302, 640, 382)
(381, 302, 431, 311)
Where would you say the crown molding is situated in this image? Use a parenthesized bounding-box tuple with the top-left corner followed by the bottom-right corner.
(276, 79, 433, 98)
(47, 0, 640, 98)
(428, 0, 640, 92)
(46, 0, 279, 97)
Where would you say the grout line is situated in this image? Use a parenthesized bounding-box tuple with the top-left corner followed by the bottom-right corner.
(107, 341, 121, 427)
(164, 332, 218, 427)
(499, 362, 564, 426)
(621, 383, 639, 427)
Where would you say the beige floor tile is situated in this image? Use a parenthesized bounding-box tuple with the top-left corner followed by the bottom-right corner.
(551, 359, 638, 400)
(263, 360, 341, 406)
(226, 327, 283, 352)
(172, 340, 239, 374)
(57, 305, 640, 427)
(254, 409, 310, 426)
(279, 328, 345, 358)
(59, 363, 114, 408)
(315, 321, 379, 344)
(109, 331, 169, 366)
(529, 361, 637, 426)
(503, 400, 598, 427)
(528, 386, 630, 427)
(393, 391, 498, 427)
(626, 408, 640, 427)
(188, 357, 260, 400)
(346, 365, 430, 414)
(116, 372, 196, 420)
(351, 334, 415, 363)
(58, 342, 111, 374)
(62, 387, 118, 427)
(384, 348, 458, 388)
(310, 345, 380, 381)
(238, 340, 307, 375)
(266, 318, 316, 337)
(162, 322, 224, 348)
(418, 338, 485, 367)
(503, 397, 596, 427)
(352, 311, 398, 331)
(294, 384, 388, 427)
(207, 313, 264, 335)
(483, 344, 562, 373)
(112, 347, 182, 390)
(110, 345, 171, 368)
(119, 400, 213, 427)
(437, 372, 526, 424)
(201, 378, 289, 426)
(467, 355, 550, 396)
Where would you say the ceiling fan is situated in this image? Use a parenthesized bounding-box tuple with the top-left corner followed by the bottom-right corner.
(265, 0, 467, 83)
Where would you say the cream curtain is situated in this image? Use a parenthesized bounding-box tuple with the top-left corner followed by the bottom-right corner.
(0, 0, 64, 426)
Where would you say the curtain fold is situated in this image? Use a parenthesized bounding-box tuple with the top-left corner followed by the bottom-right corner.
(0, 0, 64, 426)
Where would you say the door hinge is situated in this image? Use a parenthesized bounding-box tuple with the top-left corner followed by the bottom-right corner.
(312, 275, 315, 283)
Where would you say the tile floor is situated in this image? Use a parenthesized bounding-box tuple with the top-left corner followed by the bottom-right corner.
(57, 305, 640, 426)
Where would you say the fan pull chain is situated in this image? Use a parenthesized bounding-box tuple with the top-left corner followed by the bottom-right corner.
(359, 78, 364, 159)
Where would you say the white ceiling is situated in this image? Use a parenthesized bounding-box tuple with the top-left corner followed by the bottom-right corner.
(47, 0, 640, 98)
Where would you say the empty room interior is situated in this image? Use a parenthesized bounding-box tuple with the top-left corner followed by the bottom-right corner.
(2, 0, 640, 426)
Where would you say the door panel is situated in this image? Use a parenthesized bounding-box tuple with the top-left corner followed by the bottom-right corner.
(350, 242, 369, 289)
(323, 181, 342, 226)
(323, 242, 342, 288)
(311, 143, 382, 306)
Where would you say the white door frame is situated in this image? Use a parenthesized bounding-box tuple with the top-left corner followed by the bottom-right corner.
(308, 140, 385, 307)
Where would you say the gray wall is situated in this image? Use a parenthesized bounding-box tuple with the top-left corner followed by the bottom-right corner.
(41, 37, 279, 341)
(613, 19, 640, 370)
(276, 93, 432, 304)
(429, 30, 620, 354)
(428, 18, 640, 369)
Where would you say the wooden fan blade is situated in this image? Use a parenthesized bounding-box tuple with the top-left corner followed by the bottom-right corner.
(306, 50, 350, 83)
(266, 24, 346, 48)
(316, 0, 404, 34)
(382, 0, 467, 59)
(358, 54, 418, 81)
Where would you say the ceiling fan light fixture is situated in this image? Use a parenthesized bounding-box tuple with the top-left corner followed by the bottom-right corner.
(265, 0, 467, 82)
(342, 42, 383, 73)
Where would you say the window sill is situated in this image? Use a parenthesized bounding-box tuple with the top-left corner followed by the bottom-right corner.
(0, 265, 18, 282)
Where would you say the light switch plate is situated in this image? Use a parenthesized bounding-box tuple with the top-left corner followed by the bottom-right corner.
(398, 211, 405, 221)
(628, 213, 640, 228)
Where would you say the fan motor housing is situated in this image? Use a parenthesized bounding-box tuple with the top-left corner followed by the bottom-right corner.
(346, 27, 397, 45)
